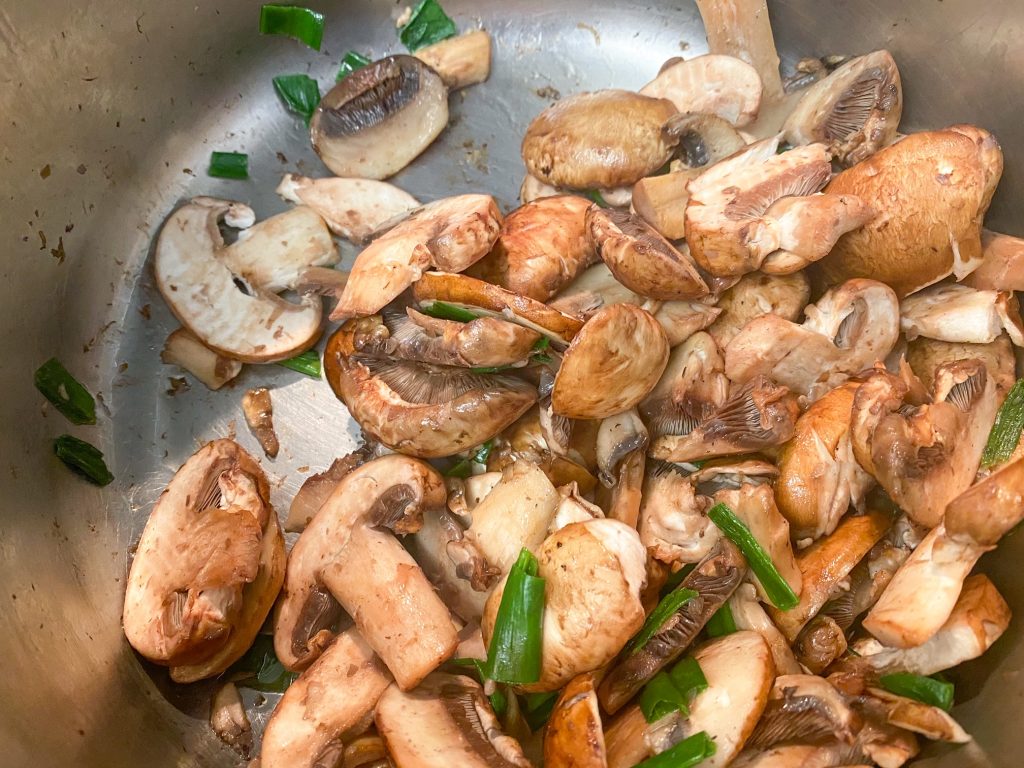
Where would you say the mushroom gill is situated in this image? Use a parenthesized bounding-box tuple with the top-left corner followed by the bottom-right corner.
(746, 675, 859, 750)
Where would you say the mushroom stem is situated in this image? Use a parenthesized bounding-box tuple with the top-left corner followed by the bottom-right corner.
(161, 328, 242, 390)
(694, 0, 785, 101)
(413, 29, 492, 90)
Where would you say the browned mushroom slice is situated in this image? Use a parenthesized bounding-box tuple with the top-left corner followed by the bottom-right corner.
(962, 229, 1024, 290)
(597, 409, 649, 488)
(544, 673, 606, 768)
(900, 283, 1024, 346)
(759, 193, 875, 274)
(818, 127, 1003, 297)
(694, 0, 784, 101)
(285, 445, 375, 532)
(906, 335, 1016, 400)
(587, 206, 709, 301)
(260, 629, 392, 768)
(241, 387, 279, 459)
(632, 169, 702, 240)
(947, 455, 1024, 545)
(640, 54, 762, 126)
(867, 688, 971, 744)
(707, 270, 810, 349)
(746, 674, 858, 751)
(522, 90, 680, 189)
(552, 304, 669, 419)
(783, 50, 902, 166)
(122, 440, 285, 682)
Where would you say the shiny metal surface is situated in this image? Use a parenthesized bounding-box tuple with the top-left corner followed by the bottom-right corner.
(1, 0, 1022, 765)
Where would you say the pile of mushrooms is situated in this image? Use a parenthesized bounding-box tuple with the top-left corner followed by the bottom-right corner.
(131, 5, 1024, 768)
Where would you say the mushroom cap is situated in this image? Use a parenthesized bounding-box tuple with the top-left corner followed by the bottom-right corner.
(543, 673, 606, 768)
(552, 304, 669, 419)
(946, 455, 1024, 547)
(640, 54, 762, 127)
(817, 127, 1003, 297)
(521, 90, 679, 189)
(311, 55, 449, 180)
(707, 270, 810, 349)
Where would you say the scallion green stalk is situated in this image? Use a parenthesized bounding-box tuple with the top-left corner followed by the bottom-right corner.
(54, 435, 114, 486)
(704, 602, 738, 638)
(229, 634, 298, 693)
(419, 300, 481, 323)
(634, 731, 717, 768)
(336, 51, 372, 81)
(208, 151, 249, 180)
(259, 4, 325, 51)
(879, 673, 954, 711)
(484, 548, 545, 684)
(584, 189, 609, 207)
(639, 656, 708, 723)
(276, 349, 321, 378)
(981, 378, 1024, 467)
(34, 358, 96, 425)
(627, 587, 698, 655)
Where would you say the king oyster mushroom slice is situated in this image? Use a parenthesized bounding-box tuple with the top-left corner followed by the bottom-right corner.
(154, 198, 337, 362)
(331, 194, 502, 321)
(900, 283, 1024, 346)
(323, 320, 537, 459)
(482, 519, 647, 693)
(122, 440, 285, 682)
(746, 674, 858, 751)
(598, 541, 747, 714)
(272, 455, 458, 688)
(725, 278, 900, 398)
(867, 688, 971, 744)
(521, 90, 680, 189)
(161, 327, 243, 390)
(707, 270, 810, 349)
(543, 672, 606, 768)
(310, 55, 448, 179)
(906, 335, 1016, 400)
(818, 126, 1003, 297)
(849, 360, 998, 528)
(375, 673, 530, 768)
(260, 629, 392, 768)
(638, 461, 718, 566)
(727, 583, 802, 675)
(783, 50, 903, 166)
(640, 54, 763, 127)
(962, 229, 1024, 290)
(552, 304, 669, 419)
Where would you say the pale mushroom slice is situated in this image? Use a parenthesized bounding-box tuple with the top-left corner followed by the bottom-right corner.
(727, 583, 802, 675)
(632, 168, 702, 240)
(272, 455, 458, 690)
(694, 0, 784, 101)
(481, 519, 647, 692)
(638, 461, 718, 566)
(961, 229, 1024, 291)
(260, 629, 392, 768)
(725, 278, 900, 397)
(746, 675, 858, 751)
(782, 50, 902, 166)
(707, 270, 810, 349)
(640, 54, 762, 126)
(817, 126, 1003, 297)
(376, 673, 530, 767)
(161, 327, 243, 390)
(324, 321, 537, 459)
(946, 454, 1024, 546)
(311, 55, 449, 179)
(413, 29, 492, 90)
(850, 360, 998, 528)
(900, 283, 1024, 346)
(550, 481, 604, 533)
(543, 672, 606, 768)
(276, 173, 420, 243)
(154, 198, 336, 362)
(242, 387, 278, 459)
(521, 90, 680, 189)
(906, 335, 1016, 400)
(122, 440, 285, 682)
(285, 446, 375, 533)
(597, 408, 649, 487)
(866, 688, 971, 744)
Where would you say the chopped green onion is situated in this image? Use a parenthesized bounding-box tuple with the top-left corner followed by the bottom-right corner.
(208, 151, 249, 180)
(634, 731, 717, 768)
(420, 300, 481, 323)
(981, 378, 1024, 467)
(532, 336, 551, 352)
(523, 691, 559, 731)
(229, 634, 298, 693)
(584, 189, 609, 207)
(34, 358, 96, 425)
(705, 602, 738, 638)
(446, 440, 493, 477)
(272, 74, 321, 125)
(708, 502, 799, 610)
(627, 587, 698, 655)
(474, 440, 494, 464)
(470, 365, 505, 375)
(398, 0, 457, 51)
(489, 686, 509, 719)
(337, 50, 372, 81)
(532, 354, 554, 365)
(879, 673, 954, 712)
(276, 349, 321, 378)
(661, 563, 696, 596)
(53, 435, 113, 486)
(484, 548, 545, 684)
(640, 656, 708, 723)
(258, 4, 325, 51)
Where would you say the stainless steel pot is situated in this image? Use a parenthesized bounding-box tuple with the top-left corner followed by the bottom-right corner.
(1, 1, 1022, 765)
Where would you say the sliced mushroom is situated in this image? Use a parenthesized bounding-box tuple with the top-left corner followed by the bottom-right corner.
(324, 321, 537, 458)
(867, 688, 971, 744)
(543, 672, 606, 768)
(793, 615, 849, 675)
(285, 446, 375, 532)
(747, 674, 858, 750)
(521, 90, 680, 189)
(413, 29, 491, 90)
(947, 455, 1024, 546)
(961, 230, 1024, 290)
(725, 583, 801, 675)
(520, 173, 564, 204)
(707, 270, 810, 349)
(260, 629, 392, 768)
(759, 193, 876, 275)
(782, 50, 902, 166)
(906, 335, 1016, 400)
(604, 447, 647, 529)
(731, 745, 862, 768)
(597, 408, 649, 487)
(122, 440, 285, 681)
(210, 682, 252, 757)
(818, 127, 1003, 297)
(154, 198, 336, 362)
(639, 461, 718, 565)
(694, 0, 784, 101)
(640, 54, 762, 126)
(900, 283, 1024, 346)
(667, 114, 750, 171)
(311, 55, 449, 179)
(242, 387, 279, 459)
(550, 481, 604, 533)
(161, 327, 243, 390)
(632, 169, 702, 239)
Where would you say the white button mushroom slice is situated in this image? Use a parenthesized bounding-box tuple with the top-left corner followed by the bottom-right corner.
(724, 279, 900, 397)
(482, 519, 647, 693)
(746, 674, 857, 751)
(727, 583, 801, 675)
(375, 673, 531, 768)
(906, 335, 1016, 401)
(260, 629, 392, 768)
(707, 270, 810, 349)
(640, 54, 762, 126)
(639, 461, 719, 565)
(210, 682, 251, 757)
(866, 687, 971, 744)
(413, 29, 492, 90)
(160, 327, 243, 390)
(543, 672, 606, 768)
(694, 0, 784, 101)
(900, 283, 1024, 346)
(154, 198, 333, 362)
(549, 481, 604, 533)
(284, 446, 375, 533)
(122, 440, 285, 682)
(310, 55, 449, 180)
(783, 50, 903, 166)
(961, 230, 1024, 291)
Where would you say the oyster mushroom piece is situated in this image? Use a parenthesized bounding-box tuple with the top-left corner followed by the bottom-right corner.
(552, 304, 669, 419)
(906, 335, 1016, 400)
(693, 0, 784, 101)
(962, 230, 1024, 290)
(639, 461, 719, 565)
(161, 327, 243, 390)
(311, 55, 448, 179)
(543, 673, 606, 768)
(746, 674, 858, 751)
(521, 90, 680, 189)
(375, 673, 530, 767)
(900, 283, 1024, 346)
(413, 29, 492, 90)
(260, 629, 392, 768)
(210, 682, 251, 757)
(728, 583, 802, 675)
(640, 54, 762, 126)
(707, 270, 810, 349)
(122, 440, 285, 682)
(783, 50, 903, 166)
(817, 127, 1003, 297)
(154, 198, 336, 362)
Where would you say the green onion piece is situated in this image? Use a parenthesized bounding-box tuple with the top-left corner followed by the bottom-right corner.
(53, 435, 113, 486)
(473, 440, 494, 464)
(532, 354, 554, 365)
(208, 151, 249, 180)
(705, 602, 738, 638)
(34, 358, 96, 425)
(445, 458, 474, 478)
(419, 300, 481, 323)
(336, 50, 372, 80)
(661, 563, 696, 596)
(484, 548, 545, 684)
(258, 4, 325, 51)
(639, 656, 708, 723)
(229, 634, 299, 693)
(634, 731, 717, 768)
(523, 691, 559, 731)
(981, 378, 1024, 467)
(532, 336, 551, 352)
(399, 0, 458, 51)
(272, 74, 321, 125)
(708, 502, 799, 610)
(584, 189, 609, 207)
(489, 686, 509, 719)
(628, 587, 698, 655)
(879, 673, 954, 711)
(470, 365, 505, 374)
(276, 349, 321, 378)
